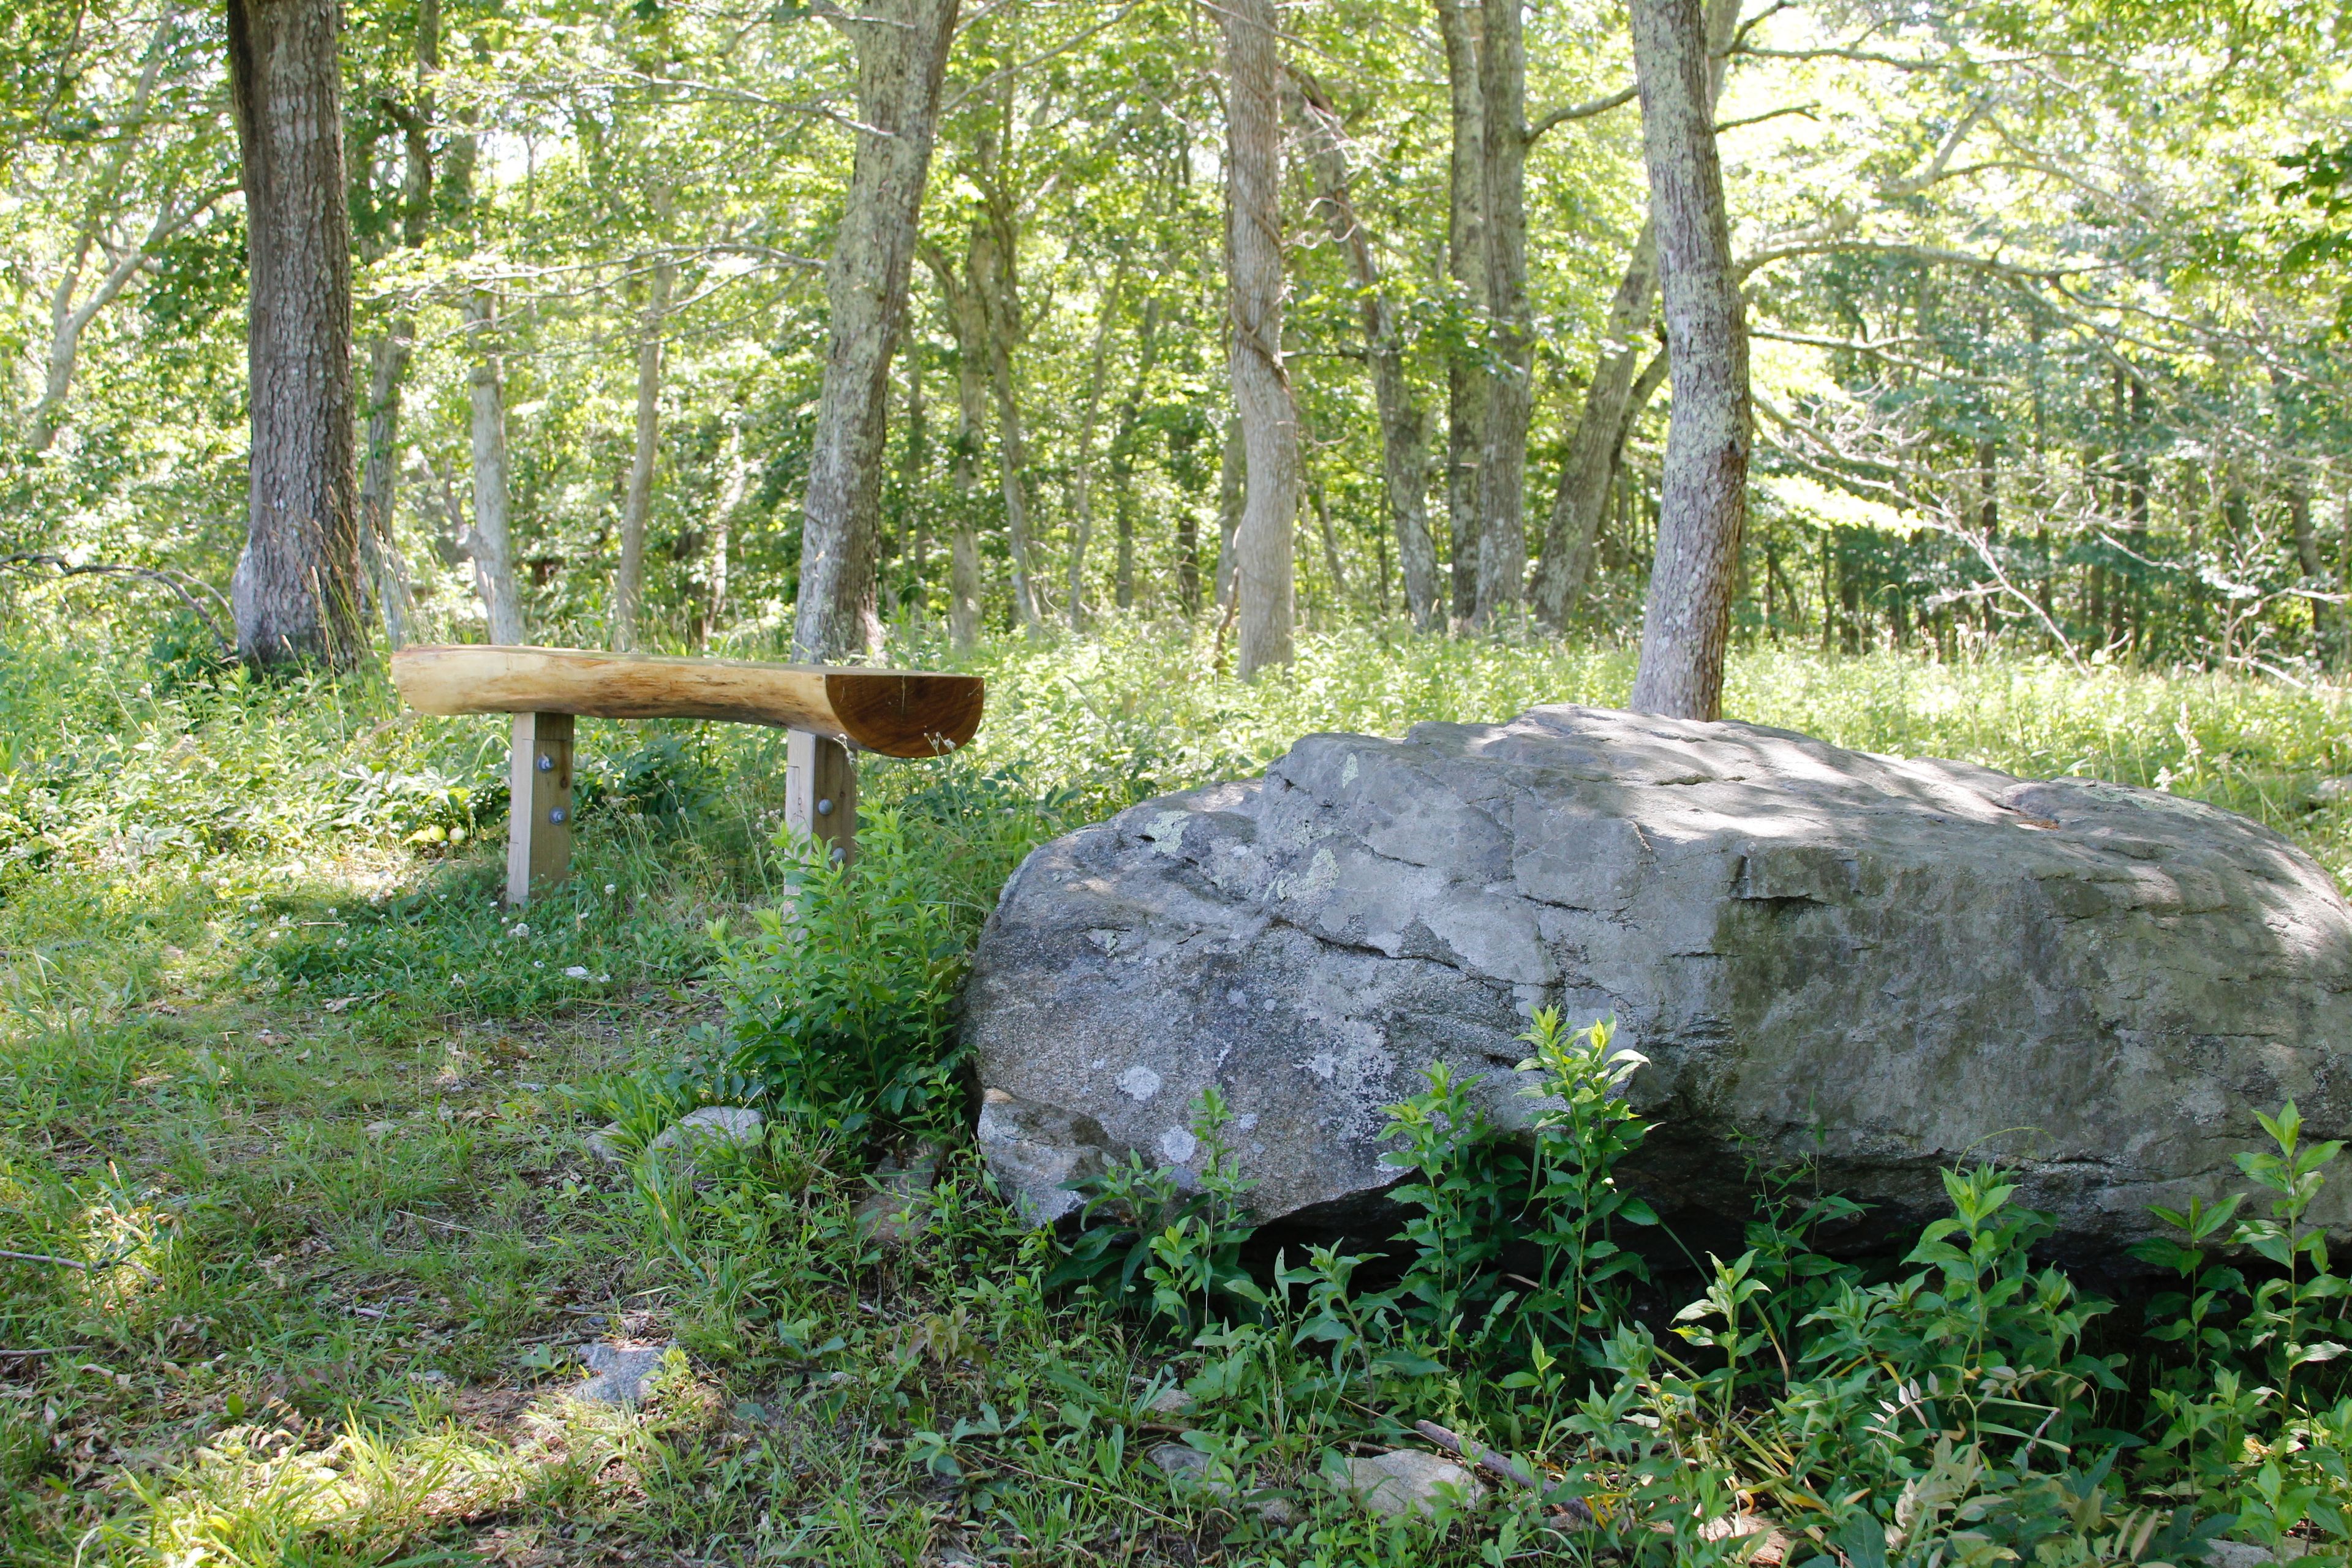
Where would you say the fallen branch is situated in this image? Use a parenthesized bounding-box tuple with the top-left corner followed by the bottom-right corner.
(0, 552, 232, 652)
(0, 1246, 161, 1286)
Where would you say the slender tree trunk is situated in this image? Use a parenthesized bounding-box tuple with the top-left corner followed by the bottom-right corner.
(614, 237, 673, 650)
(1109, 295, 1163, 611)
(1221, 0, 1298, 678)
(227, 0, 363, 669)
(927, 255, 990, 652)
(1066, 268, 1124, 630)
(970, 205, 1042, 633)
(31, 6, 184, 453)
(1296, 74, 1441, 630)
(1472, 0, 1530, 627)
(1532, 0, 1733, 630)
(1436, 0, 1487, 624)
(1214, 413, 1245, 607)
(1531, 224, 1657, 627)
(703, 424, 745, 647)
(464, 288, 524, 644)
(895, 339, 929, 617)
(794, 0, 959, 663)
(355, 0, 437, 650)
(1626, 0, 1749, 719)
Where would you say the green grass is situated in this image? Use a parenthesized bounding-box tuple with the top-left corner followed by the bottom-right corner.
(8, 606, 2352, 1564)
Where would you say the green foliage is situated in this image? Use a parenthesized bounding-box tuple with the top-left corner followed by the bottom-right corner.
(720, 816, 971, 1137)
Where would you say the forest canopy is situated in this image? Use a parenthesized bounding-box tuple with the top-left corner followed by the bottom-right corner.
(4, 0, 2349, 682)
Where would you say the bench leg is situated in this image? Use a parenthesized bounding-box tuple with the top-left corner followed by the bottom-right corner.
(784, 727, 858, 867)
(507, 710, 575, 905)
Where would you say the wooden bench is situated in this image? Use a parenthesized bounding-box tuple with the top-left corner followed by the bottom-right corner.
(390, 646, 985, 904)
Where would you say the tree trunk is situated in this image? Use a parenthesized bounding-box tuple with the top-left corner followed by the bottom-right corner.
(971, 206, 1042, 633)
(1626, 0, 1750, 719)
(464, 288, 525, 644)
(1531, 0, 1733, 630)
(226, 0, 363, 670)
(31, 5, 186, 453)
(1214, 413, 1245, 608)
(1109, 295, 1163, 611)
(1436, 0, 1487, 625)
(702, 426, 745, 647)
(1221, 0, 1298, 678)
(793, 0, 960, 663)
(927, 255, 989, 652)
(1472, 0, 1530, 627)
(355, 0, 437, 650)
(614, 236, 673, 650)
(1296, 74, 1441, 631)
(1066, 268, 1124, 629)
(1531, 223, 1658, 627)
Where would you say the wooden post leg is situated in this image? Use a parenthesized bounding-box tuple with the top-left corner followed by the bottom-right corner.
(783, 726, 858, 867)
(507, 711, 575, 905)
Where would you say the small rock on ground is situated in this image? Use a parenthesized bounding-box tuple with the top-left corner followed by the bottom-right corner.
(1149, 1441, 1232, 1496)
(585, 1123, 626, 1164)
(572, 1342, 675, 1408)
(2308, 777, 2352, 810)
(2208, 1542, 2309, 1567)
(853, 1145, 944, 1245)
(649, 1106, 764, 1155)
(1344, 1449, 1487, 1517)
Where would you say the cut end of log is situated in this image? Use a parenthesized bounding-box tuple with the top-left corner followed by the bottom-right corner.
(390, 646, 984, 758)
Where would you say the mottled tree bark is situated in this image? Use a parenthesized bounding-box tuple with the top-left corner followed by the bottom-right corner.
(1214, 414, 1244, 609)
(227, 0, 363, 669)
(1297, 75, 1441, 631)
(793, 0, 959, 663)
(1066, 267, 1123, 629)
(1435, 0, 1486, 624)
(464, 288, 524, 644)
(614, 232, 673, 651)
(1472, 0, 1529, 627)
(1627, 0, 1750, 719)
(355, 0, 437, 650)
(931, 264, 989, 653)
(1530, 222, 1657, 627)
(700, 424, 745, 647)
(1531, 0, 1734, 630)
(1221, 0, 1297, 678)
(1108, 295, 1163, 611)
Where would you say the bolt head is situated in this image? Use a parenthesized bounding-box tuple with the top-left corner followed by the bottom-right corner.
(816, 797, 834, 815)
(549, 807, 568, 824)
(538, 754, 555, 772)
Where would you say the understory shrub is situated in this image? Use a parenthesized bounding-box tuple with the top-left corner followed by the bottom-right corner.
(1031, 1009, 2352, 1564)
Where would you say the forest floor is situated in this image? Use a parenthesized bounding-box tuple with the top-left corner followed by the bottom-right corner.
(10, 618, 2352, 1566)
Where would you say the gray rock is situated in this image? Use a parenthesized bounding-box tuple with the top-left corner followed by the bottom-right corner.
(585, 1123, 627, 1164)
(573, 1342, 675, 1407)
(1343, 1450, 1486, 1517)
(965, 705, 2352, 1251)
(648, 1106, 764, 1156)
(854, 1145, 945, 1245)
(2307, 777, 2352, 810)
(1149, 1439, 1233, 1497)
(2207, 1541, 2309, 1567)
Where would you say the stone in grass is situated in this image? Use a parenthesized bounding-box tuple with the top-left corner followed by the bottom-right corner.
(1344, 1450, 1487, 1518)
(648, 1106, 764, 1155)
(586, 1124, 627, 1165)
(572, 1342, 676, 1408)
(853, 1145, 945, 1246)
(2307, 777, 2352, 810)
(2207, 1542, 2311, 1567)
(1151, 1440, 1294, 1526)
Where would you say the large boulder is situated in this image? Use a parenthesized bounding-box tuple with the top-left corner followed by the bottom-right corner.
(965, 706, 2352, 1254)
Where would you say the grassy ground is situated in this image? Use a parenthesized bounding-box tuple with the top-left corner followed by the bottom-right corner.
(8, 610, 2352, 1565)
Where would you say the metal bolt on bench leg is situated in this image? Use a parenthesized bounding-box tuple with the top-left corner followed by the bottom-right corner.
(507, 710, 575, 906)
(785, 727, 858, 868)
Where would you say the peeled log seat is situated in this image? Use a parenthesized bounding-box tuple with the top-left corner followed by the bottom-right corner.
(390, 645, 984, 758)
